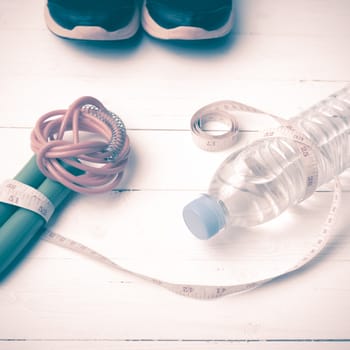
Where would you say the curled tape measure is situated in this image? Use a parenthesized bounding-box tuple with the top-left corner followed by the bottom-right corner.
(190, 101, 240, 151)
(0, 100, 343, 299)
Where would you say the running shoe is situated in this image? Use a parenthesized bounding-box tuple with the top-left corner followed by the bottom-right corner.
(45, 0, 140, 40)
(141, 0, 234, 40)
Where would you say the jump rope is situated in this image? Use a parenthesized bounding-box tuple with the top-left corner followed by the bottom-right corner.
(0, 96, 343, 299)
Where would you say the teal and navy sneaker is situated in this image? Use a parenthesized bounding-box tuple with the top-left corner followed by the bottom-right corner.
(141, 0, 234, 40)
(45, 0, 140, 40)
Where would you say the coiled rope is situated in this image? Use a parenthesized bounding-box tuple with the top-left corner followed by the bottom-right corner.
(30, 96, 130, 193)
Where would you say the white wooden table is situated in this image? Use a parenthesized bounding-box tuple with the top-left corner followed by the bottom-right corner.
(1, 0, 350, 349)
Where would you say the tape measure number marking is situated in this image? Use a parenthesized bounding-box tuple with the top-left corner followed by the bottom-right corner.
(0, 179, 55, 222)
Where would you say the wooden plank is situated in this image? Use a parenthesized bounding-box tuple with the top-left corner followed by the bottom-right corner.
(0, 189, 349, 340)
(1, 340, 350, 350)
(2, 0, 350, 35)
(235, 0, 350, 36)
(0, 79, 347, 130)
(0, 128, 349, 191)
(0, 246, 349, 340)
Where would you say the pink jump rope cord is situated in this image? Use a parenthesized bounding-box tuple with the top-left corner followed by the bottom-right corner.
(30, 96, 130, 194)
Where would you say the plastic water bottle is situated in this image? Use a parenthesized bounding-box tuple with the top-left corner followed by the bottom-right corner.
(183, 86, 350, 239)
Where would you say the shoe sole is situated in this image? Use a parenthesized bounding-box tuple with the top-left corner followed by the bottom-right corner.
(141, 0, 234, 40)
(44, 5, 140, 40)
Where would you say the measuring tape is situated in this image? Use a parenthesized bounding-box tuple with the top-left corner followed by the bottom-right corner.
(259, 125, 319, 201)
(0, 179, 55, 222)
(0, 101, 344, 299)
(0, 179, 341, 298)
(190, 100, 240, 151)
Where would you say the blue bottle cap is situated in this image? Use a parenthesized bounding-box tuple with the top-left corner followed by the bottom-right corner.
(183, 195, 225, 240)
